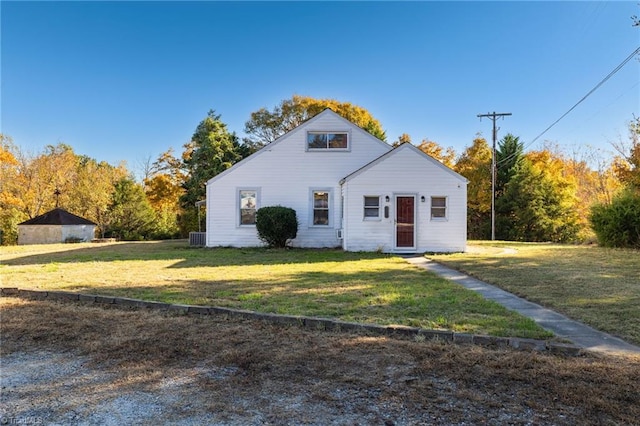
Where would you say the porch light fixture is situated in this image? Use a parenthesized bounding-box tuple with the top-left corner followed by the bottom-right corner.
(385, 195, 390, 202)
(421, 196, 426, 202)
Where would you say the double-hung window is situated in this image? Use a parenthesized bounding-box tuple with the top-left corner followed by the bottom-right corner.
(307, 132, 348, 150)
(312, 190, 330, 225)
(431, 196, 447, 219)
(363, 196, 380, 220)
(239, 189, 258, 225)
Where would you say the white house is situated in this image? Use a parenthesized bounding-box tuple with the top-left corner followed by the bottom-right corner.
(205, 109, 467, 253)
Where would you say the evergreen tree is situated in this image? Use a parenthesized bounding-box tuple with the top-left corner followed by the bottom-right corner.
(494, 134, 525, 239)
(496, 155, 581, 242)
(496, 134, 524, 196)
(179, 110, 247, 234)
(105, 178, 156, 240)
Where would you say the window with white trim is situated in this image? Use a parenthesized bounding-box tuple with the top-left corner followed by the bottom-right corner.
(239, 190, 258, 225)
(312, 190, 330, 225)
(307, 132, 348, 150)
(363, 196, 380, 220)
(431, 196, 447, 219)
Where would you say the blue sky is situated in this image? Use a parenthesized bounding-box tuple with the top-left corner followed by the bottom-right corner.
(2, 1, 639, 175)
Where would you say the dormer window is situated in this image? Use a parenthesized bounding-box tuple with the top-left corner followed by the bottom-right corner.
(307, 132, 349, 150)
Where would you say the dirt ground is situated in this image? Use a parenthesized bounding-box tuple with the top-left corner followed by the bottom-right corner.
(1, 297, 639, 425)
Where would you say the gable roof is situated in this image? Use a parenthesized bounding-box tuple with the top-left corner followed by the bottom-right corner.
(340, 142, 468, 184)
(19, 208, 97, 226)
(207, 108, 391, 186)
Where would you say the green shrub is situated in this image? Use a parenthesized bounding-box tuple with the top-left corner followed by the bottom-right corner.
(589, 189, 640, 248)
(256, 206, 298, 248)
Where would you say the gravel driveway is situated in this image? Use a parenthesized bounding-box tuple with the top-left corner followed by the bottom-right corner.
(2, 297, 639, 425)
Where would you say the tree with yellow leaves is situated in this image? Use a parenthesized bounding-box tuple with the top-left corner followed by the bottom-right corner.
(144, 148, 185, 238)
(416, 139, 456, 168)
(244, 95, 387, 150)
(0, 134, 25, 244)
(454, 136, 492, 239)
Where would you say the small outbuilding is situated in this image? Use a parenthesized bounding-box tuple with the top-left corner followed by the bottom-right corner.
(18, 208, 97, 245)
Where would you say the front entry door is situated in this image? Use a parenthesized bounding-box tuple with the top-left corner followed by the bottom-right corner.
(396, 196, 415, 249)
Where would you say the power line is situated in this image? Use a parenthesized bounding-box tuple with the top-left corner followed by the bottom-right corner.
(497, 45, 640, 167)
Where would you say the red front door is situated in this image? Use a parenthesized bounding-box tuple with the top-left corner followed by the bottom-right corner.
(396, 196, 415, 248)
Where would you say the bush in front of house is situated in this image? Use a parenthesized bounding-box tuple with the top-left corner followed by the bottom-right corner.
(589, 188, 640, 248)
(256, 206, 298, 248)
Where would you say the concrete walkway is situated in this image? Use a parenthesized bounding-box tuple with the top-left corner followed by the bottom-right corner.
(403, 255, 640, 356)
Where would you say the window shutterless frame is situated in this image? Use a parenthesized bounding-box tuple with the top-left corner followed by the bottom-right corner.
(363, 196, 381, 220)
(238, 188, 260, 226)
(430, 196, 447, 220)
(310, 188, 332, 227)
(306, 131, 350, 151)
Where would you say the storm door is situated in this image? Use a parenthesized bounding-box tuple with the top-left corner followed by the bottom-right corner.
(395, 196, 415, 249)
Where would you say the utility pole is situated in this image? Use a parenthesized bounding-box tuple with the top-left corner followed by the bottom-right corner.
(477, 111, 511, 241)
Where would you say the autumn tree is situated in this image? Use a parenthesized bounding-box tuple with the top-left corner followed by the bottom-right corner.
(0, 139, 135, 243)
(179, 110, 247, 234)
(416, 139, 456, 168)
(69, 156, 129, 238)
(244, 95, 387, 150)
(611, 116, 640, 191)
(392, 133, 412, 146)
(18, 145, 128, 238)
(454, 136, 492, 239)
(0, 135, 25, 244)
(574, 148, 621, 207)
(546, 144, 621, 241)
(16, 144, 78, 218)
(590, 118, 640, 248)
(144, 148, 185, 238)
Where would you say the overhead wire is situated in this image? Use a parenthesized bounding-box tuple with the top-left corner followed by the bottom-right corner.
(497, 45, 640, 167)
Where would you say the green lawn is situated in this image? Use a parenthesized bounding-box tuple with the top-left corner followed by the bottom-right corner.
(0, 240, 549, 339)
(430, 241, 640, 345)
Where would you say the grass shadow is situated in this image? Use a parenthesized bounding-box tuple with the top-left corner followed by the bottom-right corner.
(1, 240, 389, 267)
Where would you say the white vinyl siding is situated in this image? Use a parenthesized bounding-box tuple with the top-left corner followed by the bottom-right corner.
(206, 110, 390, 248)
(341, 144, 467, 253)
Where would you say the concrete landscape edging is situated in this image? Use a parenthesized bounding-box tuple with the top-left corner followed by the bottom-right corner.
(0, 287, 583, 356)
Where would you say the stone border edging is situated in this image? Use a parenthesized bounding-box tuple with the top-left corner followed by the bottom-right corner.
(0, 287, 582, 356)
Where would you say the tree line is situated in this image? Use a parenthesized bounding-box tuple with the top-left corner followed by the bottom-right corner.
(1, 95, 638, 247)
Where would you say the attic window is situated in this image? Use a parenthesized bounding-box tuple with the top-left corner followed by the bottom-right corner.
(307, 132, 348, 150)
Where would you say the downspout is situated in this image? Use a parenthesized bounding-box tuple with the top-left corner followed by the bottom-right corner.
(339, 180, 346, 250)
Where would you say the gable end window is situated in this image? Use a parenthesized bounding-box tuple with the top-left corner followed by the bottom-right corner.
(307, 132, 348, 150)
(431, 196, 447, 219)
(239, 190, 258, 225)
(363, 196, 380, 220)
